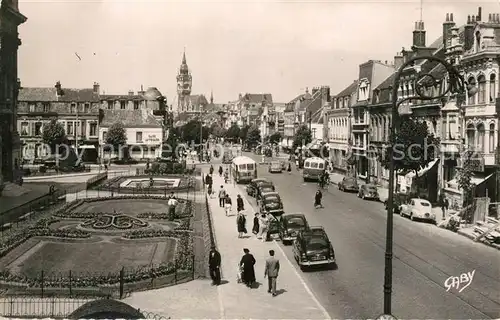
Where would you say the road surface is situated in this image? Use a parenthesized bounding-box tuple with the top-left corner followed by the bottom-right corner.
(226, 153, 500, 319)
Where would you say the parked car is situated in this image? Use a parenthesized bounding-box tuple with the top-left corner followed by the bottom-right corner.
(293, 226, 336, 270)
(268, 161, 283, 173)
(268, 215, 281, 240)
(358, 184, 379, 200)
(256, 185, 275, 201)
(384, 193, 411, 214)
(246, 178, 274, 197)
(338, 177, 359, 192)
(400, 198, 436, 223)
(260, 192, 284, 217)
(280, 213, 309, 245)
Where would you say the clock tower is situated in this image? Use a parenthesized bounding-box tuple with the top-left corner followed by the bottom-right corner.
(176, 49, 192, 113)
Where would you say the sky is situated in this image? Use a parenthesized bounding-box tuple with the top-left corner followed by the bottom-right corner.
(17, 0, 500, 104)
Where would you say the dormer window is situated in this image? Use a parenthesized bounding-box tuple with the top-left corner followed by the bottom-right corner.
(70, 103, 76, 114)
(107, 100, 113, 109)
(120, 101, 126, 109)
(358, 79, 370, 101)
(29, 103, 35, 112)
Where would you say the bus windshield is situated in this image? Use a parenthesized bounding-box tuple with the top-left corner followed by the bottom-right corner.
(238, 163, 255, 170)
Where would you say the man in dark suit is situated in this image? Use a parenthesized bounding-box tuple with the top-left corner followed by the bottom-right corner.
(264, 249, 280, 296)
(208, 246, 221, 285)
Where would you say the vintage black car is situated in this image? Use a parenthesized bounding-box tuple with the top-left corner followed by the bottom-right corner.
(338, 176, 359, 192)
(292, 226, 335, 271)
(260, 192, 284, 216)
(280, 213, 309, 245)
(246, 178, 274, 197)
(256, 185, 275, 201)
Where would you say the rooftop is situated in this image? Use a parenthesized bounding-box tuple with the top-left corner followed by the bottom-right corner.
(100, 110, 162, 128)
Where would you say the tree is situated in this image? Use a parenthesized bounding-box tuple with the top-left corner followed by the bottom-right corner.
(106, 121, 127, 158)
(457, 150, 475, 222)
(210, 123, 226, 138)
(239, 125, 250, 140)
(245, 128, 261, 148)
(268, 132, 282, 145)
(292, 125, 312, 151)
(179, 120, 209, 144)
(381, 117, 440, 194)
(42, 119, 66, 153)
(225, 124, 241, 141)
(162, 129, 181, 160)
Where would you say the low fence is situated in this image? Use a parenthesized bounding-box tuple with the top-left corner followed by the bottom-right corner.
(0, 296, 96, 318)
(95, 174, 197, 195)
(1, 256, 196, 299)
(0, 173, 108, 228)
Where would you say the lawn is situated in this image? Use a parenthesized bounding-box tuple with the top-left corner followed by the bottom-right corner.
(14, 239, 177, 277)
(73, 199, 171, 214)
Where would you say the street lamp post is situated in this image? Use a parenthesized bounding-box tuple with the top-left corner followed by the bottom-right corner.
(383, 55, 466, 318)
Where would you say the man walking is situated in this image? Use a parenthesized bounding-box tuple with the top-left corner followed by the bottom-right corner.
(208, 246, 221, 285)
(218, 185, 226, 208)
(264, 249, 280, 296)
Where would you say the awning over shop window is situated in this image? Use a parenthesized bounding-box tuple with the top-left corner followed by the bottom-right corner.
(405, 158, 439, 178)
(446, 173, 494, 189)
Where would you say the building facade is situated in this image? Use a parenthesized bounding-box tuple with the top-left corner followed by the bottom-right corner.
(99, 87, 166, 160)
(0, 0, 26, 184)
(237, 93, 273, 127)
(326, 80, 357, 173)
(18, 82, 101, 163)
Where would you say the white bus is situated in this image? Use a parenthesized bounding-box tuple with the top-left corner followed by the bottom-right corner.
(303, 157, 326, 182)
(231, 156, 257, 183)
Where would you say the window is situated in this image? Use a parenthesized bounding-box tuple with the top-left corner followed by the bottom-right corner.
(84, 103, 90, 113)
(247, 163, 255, 170)
(478, 75, 486, 103)
(120, 101, 126, 109)
(29, 103, 35, 112)
(67, 122, 74, 135)
(20, 122, 29, 136)
(136, 131, 143, 143)
(103, 131, 107, 141)
(34, 122, 42, 136)
(43, 103, 50, 113)
(477, 123, 485, 152)
(70, 103, 76, 114)
(108, 101, 113, 109)
(89, 122, 97, 136)
(466, 124, 475, 149)
(468, 77, 476, 105)
(475, 31, 481, 52)
(489, 123, 495, 153)
(490, 74, 497, 102)
(311, 128, 316, 138)
(134, 101, 139, 110)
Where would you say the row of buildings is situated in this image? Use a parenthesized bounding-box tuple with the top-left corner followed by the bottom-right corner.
(222, 7, 499, 208)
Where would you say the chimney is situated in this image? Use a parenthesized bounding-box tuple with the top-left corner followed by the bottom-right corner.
(320, 86, 330, 103)
(443, 13, 455, 49)
(138, 84, 145, 96)
(93, 82, 100, 94)
(394, 53, 404, 70)
(238, 93, 242, 100)
(128, 90, 134, 96)
(478, 7, 482, 22)
(413, 21, 426, 47)
(55, 81, 63, 96)
(464, 15, 475, 51)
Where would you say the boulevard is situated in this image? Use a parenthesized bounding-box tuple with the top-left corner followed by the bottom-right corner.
(225, 153, 500, 319)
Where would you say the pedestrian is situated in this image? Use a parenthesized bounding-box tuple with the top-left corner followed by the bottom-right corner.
(439, 191, 449, 220)
(167, 193, 178, 219)
(259, 213, 269, 242)
(218, 185, 226, 208)
(237, 211, 247, 238)
(208, 246, 221, 285)
(209, 165, 214, 175)
(252, 212, 260, 236)
(314, 189, 323, 208)
(264, 249, 280, 296)
(239, 248, 256, 288)
(287, 162, 292, 173)
(224, 168, 229, 183)
(205, 173, 213, 193)
(224, 194, 232, 216)
(218, 165, 223, 177)
(237, 194, 244, 212)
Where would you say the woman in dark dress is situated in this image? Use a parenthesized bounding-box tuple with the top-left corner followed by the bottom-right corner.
(237, 212, 246, 238)
(239, 248, 256, 288)
(252, 213, 260, 235)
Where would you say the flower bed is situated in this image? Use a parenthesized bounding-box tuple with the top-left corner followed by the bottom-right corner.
(0, 233, 193, 288)
(97, 175, 194, 193)
(0, 218, 91, 259)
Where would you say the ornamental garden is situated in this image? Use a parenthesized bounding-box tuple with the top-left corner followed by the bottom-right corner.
(0, 175, 197, 297)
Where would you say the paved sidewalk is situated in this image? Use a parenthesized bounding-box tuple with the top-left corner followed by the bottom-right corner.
(207, 172, 331, 319)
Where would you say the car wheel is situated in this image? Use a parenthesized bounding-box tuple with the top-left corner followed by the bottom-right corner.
(362, 194, 365, 200)
(400, 210, 404, 217)
(410, 213, 415, 221)
(300, 265, 306, 272)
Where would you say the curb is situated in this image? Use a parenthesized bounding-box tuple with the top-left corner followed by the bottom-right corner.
(456, 229, 500, 250)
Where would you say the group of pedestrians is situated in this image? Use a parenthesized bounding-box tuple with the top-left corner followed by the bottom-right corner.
(208, 246, 280, 296)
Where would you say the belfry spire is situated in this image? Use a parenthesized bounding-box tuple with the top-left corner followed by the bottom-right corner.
(182, 47, 186, 64)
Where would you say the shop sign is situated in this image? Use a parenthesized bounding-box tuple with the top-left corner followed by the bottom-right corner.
(145, 134, 160, 143)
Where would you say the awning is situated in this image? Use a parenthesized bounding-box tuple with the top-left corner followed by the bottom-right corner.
(406, 158, 439, 178)
(446, 173, 494, 189)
